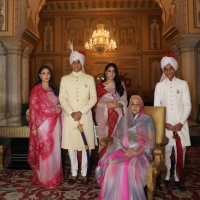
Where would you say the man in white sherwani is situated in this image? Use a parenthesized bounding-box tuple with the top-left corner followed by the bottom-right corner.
(59, 50, 97, 185)
(154, 55, 191, 192)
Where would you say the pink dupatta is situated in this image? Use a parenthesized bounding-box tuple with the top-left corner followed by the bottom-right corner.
(28, 84, 60, 170)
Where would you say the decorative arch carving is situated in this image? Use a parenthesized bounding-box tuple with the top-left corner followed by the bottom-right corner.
(68, 19, 84, 28)
(118, 18, 137, 46)
(64, 19, 84, 47)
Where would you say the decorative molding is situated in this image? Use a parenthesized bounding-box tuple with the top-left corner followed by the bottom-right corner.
(14, 0, 18, 36)
(90, 60, 111, 65)
(41, 0, 160, 12)
(14, 0, 29, 36)
(21, 29, 40, 46)
(162, 26, 180, 43)
(117, 59, 139, 66)
(173, 0, 188, 33)
(21, 0, 29, 34)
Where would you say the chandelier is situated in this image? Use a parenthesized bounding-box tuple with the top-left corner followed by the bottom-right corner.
(85, 24, 117, 54)
(85, 2, 117, 54)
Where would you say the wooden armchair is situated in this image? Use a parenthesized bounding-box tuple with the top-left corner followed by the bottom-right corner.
(99, 106, 168, 200)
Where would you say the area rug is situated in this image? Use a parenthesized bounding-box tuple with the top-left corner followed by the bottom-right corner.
(0, 147, 199, 200)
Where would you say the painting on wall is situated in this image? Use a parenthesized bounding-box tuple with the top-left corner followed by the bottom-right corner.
(194, 0, 200, 27)
(148, 16, 162, 50)
(42, 18, 55, 52)
(0, 0, 7, 31)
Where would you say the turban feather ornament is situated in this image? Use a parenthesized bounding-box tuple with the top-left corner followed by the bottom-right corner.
(68, 40, 85, 72)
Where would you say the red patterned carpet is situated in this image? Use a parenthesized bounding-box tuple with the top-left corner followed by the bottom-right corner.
(0, 147, 199, 200)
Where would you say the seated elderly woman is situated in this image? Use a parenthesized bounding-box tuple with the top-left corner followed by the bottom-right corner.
(95, 95, 155, 200)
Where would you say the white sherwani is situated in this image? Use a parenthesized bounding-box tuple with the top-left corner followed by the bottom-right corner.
(59, 71, 97, 151)
(154, 77, 191, 146)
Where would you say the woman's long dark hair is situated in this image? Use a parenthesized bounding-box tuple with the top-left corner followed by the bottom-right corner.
(102, 63, 124, 96)
(35, 65, 59, 97)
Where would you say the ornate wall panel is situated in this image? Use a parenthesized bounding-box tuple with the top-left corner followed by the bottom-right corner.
(148, 15, 161, 50)
(117, 17, 140, 51)
(194, 0, 200, 27)
(42, 18, 55, 52)
(63, 19, 85, 52)
(0, 0, 7, 31)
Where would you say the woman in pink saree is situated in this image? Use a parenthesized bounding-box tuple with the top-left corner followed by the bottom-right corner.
(94, 63, 127, 159)
(95, 95, 155, 200)
(28, 66, 63, 188)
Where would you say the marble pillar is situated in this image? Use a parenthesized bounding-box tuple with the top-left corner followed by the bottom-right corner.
(22, 45, 33, 103)
(197, 44, 200, 106)
(0, 42, 7, 120)
(2, 37, 22, 117)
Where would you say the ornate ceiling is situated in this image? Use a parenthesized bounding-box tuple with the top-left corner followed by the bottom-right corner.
(41, 0, 161, 12)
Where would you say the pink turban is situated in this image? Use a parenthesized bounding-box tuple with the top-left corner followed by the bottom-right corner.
(161, 56, 178, 71)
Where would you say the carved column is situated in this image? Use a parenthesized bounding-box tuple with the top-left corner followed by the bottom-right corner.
(21, 45, 33, 103)
(196, 42, 200, 106)
(0, 42, 6, 120)
(3, 37, 22, 117)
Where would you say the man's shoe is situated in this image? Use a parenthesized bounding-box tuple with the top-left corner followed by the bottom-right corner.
(164, 180, 170, 186)
(82, 176, 89, 185)
(68, 176, 77, 185)
(175, 181, 186, 192)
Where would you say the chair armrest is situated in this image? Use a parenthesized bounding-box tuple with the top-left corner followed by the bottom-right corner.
(153, 137, 168, 168)
(160, 136, 169, 146)
(99, 137, 113, 146)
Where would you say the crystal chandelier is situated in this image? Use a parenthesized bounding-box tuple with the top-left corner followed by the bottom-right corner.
(85, 2, 117, 54)
(85, 24, 117, 54)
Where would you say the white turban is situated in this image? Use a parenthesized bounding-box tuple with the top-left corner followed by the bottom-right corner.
(69, 51, 85, 72)
(160, 56, 178, 71)
(160, 56, 178, 82)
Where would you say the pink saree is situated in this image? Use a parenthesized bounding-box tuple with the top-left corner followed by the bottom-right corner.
(95, 95, 155, 200)
(94, 82, 127, 159)
(28, 84, 63, 188)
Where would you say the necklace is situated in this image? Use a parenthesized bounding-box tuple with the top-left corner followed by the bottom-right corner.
(42, 84, 49, 89)
(104, 81, 114, 85)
